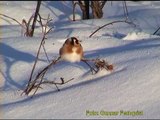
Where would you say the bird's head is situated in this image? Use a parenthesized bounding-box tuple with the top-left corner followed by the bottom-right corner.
(70, 37, 81, 46)
(64, 37, 81, 46)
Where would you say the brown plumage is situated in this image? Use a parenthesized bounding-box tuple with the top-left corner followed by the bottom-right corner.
(59, 37, 83, 62)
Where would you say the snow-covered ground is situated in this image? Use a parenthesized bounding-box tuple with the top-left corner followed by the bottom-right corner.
(1, 1, 160, 119)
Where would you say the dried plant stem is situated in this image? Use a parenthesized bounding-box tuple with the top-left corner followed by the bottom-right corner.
(123, 1, 129, 20)
(25, 33, 46, 93)
(32, 57, 61, 95)
(72, 1, 77, 21)
(42, 42, 50, 63)
(0, 13, 25, 28)
(23, 14, 53, 96)
(81, 59, 97, 74)
(81, 58, 114, 74)
(153, 26, 160, 35)
(30, 1, 41, 37)
(24, 57, 61, 96)
(24, 56, 75, 97)
(89, 20, 135, 38)
(33, 78, 74, 90)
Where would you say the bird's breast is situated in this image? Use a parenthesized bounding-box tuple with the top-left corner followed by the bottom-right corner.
(61, 47, 82, 63)
(72, 47, 77, 53)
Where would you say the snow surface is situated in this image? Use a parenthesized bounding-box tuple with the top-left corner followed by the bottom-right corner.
(1, 1, 160, 119)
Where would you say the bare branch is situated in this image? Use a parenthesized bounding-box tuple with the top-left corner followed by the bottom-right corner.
(123, 1, 129, 20)
(101, 1, 107, 9)
(22, 14, 54, 96)
(23, 56, 61, 96)
(153, 26, 160, 35)
(81, 58, 113, 74)
(34, 78, 74, 86)
(89, 20, 136, 38)
(81, 59, 97, 74)
(30, 1, 41, 37)
(25, 14, 34, 36)
(42, 43, 50, 63)
(0, 13, 25, 29)
(72, 1, 86, 21)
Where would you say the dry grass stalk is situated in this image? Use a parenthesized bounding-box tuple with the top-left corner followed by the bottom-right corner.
(89, 20, 136, 38)
(22, 14, 74, 97)
(81, 58, 114, 74)
(0, 12, 52, 37)
(22, 14, 55, 96)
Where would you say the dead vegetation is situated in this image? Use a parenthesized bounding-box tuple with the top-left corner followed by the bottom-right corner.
(72, 1, 129, 20)
(22, 56, 114, 97)
(22, 40, 114, 97)
(20, 18, 114, 96)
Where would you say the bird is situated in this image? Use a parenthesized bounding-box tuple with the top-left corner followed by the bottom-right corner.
(59, 37, 83, 63)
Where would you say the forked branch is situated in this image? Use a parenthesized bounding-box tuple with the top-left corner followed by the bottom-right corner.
(23, 56, 74, 97)
(22, 14, 55, 96)
(81, 58, 114, 74)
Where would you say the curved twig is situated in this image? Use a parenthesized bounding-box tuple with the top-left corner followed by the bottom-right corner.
(81, 58, 113, 74)
(23, 56, 61, 96)
(89, 20, 136, 38)
(0, 13, 25, 29)
(34, 78, 74, 87)
(81, 59, 97, 74)
(23, 14, 54, 95)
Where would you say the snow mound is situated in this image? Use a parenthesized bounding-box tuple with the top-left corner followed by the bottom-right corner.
(95, 69, 112, 77)
(1, 1, 160, 119)
(123, 32, 157, 41)
(69, 14, 82, 21)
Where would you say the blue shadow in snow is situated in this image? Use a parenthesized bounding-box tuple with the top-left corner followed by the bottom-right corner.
(0, 43, 35, 62)
(84, 38, 160, 59)
(1, 67, 125, 108)
(1, 38, 160, 107)
(0, 43, 36, 90)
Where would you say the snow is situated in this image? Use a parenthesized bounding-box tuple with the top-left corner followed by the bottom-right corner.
(1, 1, 160, 119)
(123, 31, 159, 41)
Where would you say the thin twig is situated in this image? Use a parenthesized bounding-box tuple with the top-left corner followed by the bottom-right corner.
(23, 14, 53, 95)
(45, 27, 54, 35)
(41, 40, 50, 63)
(81, 59, 97, 74)
(25, 14, 34, 36)
(34, 78, 74, 86)
(81, 58, 113, 74)
(25, 56, 74, 97)
(124, 1, 129, 19)
(153, 26, 160, 35)
(24, 38, 44, 93)
(123, 1, 129, 20)
(72, 1, 76, 21)
(89, 20, 135, 38)
(25, 57, 61, 95)
(0, 13, 25, 28)
(32, 70, 45, 96)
